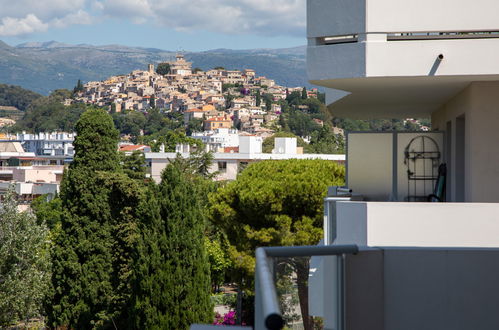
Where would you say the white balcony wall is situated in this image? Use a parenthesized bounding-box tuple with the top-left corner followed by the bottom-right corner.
(334, 201, 499, 247)
(366, 0, 499, 33)
(308, 0, 499, 38)
(366, 39, 499, 78)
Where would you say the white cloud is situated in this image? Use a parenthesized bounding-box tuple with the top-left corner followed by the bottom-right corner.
(100, 0, 306, 37)
(50, 10, 94, 28)
(0, 0, 306, 38)
(0, 0, 92, 36)
(0, 0, 86, 21)
(0, 14, 48, 37)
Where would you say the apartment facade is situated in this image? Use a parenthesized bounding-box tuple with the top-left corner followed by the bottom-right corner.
(253, 2, 499, 330)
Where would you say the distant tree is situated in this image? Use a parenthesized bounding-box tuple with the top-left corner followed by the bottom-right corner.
(73, 79, 84, 94)
(0, 189, 51, 327)
(110, 102, 117, 114)
(255, 90, 261, 106)
(214, 66, 225, 70)
(130, 165, 213, 329)
(285, 109, 321, 137)
(265, 98, 272, 112)
(225, 93, 235, 108)
(193, 67, 203, 73)
(309, 124, 345, 154)
(301, 98, 325, 114)
(286, 91, 302, 105)
(301, 87, 308, 100)
(262, 131, 311, 153)
(150, 95, 156, 108)
(317, 92, 326, 104)
(186, 118, 204, 135)
(334, 118, 370, 131)
(14, 99, 88, 132)
(222, 83, 236, 92)
(156, 62, 171, 75)
(210, 159, 345, 330)
(148, 130, 202, 152)
(114, 111, 146, 137)
(142, 108, 164, 135)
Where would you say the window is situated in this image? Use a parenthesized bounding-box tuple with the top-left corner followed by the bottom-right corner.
(218, 161, 227, 173)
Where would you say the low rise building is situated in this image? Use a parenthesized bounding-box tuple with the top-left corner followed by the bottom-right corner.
(146, 137, 345, 182)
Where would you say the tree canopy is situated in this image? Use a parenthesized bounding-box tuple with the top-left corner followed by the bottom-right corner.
(156, 62, 171, 75)
(210, 159, 344, 329)
(0, 84, 42, 111)
(131, 165, 213, 329)
(48, 109, 145, 328)
(0, 190, 51, 327)
(210, 159, 345, 276)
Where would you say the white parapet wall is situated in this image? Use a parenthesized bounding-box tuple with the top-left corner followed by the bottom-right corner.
(334, 201, 499, 247)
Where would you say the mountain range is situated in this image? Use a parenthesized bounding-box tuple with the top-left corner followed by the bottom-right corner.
(0, 40, 308, 95)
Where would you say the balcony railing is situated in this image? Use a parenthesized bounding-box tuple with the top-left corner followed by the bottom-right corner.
(255, 245, 358, 330)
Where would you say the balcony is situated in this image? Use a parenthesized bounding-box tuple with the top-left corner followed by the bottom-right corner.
(255, 244, 499, 330)
(307, 0, 499, 117)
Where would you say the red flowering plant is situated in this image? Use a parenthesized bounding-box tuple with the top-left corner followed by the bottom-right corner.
(213, 310, 237, 326)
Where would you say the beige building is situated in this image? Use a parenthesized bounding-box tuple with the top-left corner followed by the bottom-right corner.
(203, 116, 232, 131)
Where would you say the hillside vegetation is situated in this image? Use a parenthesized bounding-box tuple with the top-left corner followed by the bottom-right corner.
(0, 84, 42, 111)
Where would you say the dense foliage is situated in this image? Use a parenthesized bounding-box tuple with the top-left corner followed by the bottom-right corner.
(210, 159, 344, 275)
(0, 190, 51, 327)
(48, 109, 145, 328)
(156, 62, 171, 75)
(13, 90, 90, 132)
(210, 159, 344, 329)
(0, 84, 42, 111)
(131, 165, 213, 329)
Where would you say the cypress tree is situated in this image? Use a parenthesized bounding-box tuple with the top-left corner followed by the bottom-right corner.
(301, 86, 308, 99)
(131, 165, 212, 329)
(48, 109, 144, 328)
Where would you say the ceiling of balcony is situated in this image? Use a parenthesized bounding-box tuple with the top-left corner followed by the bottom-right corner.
(313, 75, 499, 119)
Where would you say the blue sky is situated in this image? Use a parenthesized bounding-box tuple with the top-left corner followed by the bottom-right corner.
(0, 0, 306, 51)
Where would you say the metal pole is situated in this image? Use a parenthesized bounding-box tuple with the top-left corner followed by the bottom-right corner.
(255, 248, 285, 330)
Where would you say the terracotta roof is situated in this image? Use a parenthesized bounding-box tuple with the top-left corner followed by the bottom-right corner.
(119, 145, 150, 152)
(223, 147, 239, 153)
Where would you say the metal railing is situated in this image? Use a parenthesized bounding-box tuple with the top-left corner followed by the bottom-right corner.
(255, 245, 359, 330)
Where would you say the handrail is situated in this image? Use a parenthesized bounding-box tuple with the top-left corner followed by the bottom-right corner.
(255, 248, 284, 330)
(255, 244, 359, 330)
(263, 244, 359, 257)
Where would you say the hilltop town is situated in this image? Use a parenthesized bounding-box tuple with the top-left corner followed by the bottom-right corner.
(74, 54, 319, 139)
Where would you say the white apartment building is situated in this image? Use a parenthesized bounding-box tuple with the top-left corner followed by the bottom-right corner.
(252, 1, 499, 330)
(191, 128, 240, 152)
(9, 132, 75, 158)
(146, 137, 345, 183)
